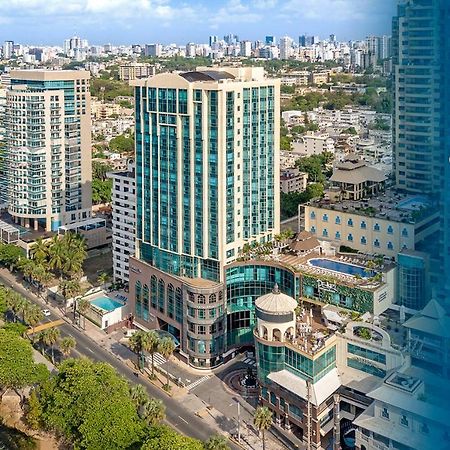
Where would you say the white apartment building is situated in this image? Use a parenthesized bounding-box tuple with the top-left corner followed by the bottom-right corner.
(6, 70, 92, 232)
(280, 168, 308, 194)
(292, 132, 335, 156)
(119, 63, 156, 82)
(108, 162, 136, 284)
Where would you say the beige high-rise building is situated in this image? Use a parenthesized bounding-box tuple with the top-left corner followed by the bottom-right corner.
(6, 70, 92, 231)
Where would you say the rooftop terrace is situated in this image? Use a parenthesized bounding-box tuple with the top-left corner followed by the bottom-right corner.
(309, 190, 434, 223)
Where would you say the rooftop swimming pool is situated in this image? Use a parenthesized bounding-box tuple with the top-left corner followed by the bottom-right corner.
(90, 296, 124, 312)
(397, 196, 429, 211)
(308, 258, 375, 278)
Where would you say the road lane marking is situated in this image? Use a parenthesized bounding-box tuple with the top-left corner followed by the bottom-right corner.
(178, 415, 188, 424)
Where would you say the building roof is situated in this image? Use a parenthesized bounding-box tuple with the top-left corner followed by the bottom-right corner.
(402, 299, 450, 338)
(289, 232, 320, 253)
(268, 368, 341, 406)
(330, 164, 386, 185)
(180, 70, 235, 82)
(255, 284, 297, 315)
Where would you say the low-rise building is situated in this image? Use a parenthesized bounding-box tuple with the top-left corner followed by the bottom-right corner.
(292, 132, 335, 156)
(280, 168, 308, 193)
(329, 155, 386, 201)
(300, 192, 439, 258)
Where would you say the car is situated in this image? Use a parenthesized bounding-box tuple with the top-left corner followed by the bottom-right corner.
(42, 309, 51, 317)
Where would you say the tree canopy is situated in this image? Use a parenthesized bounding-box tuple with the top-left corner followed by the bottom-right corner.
(0, 330, 49, 396)
(141, 425, 204, 450)
(36, 359, 144, 450)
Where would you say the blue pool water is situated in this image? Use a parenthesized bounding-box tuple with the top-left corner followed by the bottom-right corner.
(90, 296, 124, 311)
(397, 196, 429, 210)
(308, 258, 375, 278)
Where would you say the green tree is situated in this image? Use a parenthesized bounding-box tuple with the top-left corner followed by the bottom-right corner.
(158, 337, 175, 390)
(0, 330, 49, 400)
(129, 330, 150, 370)
(97, 272, 109, 287)
(146, 330, 160, 378)
(109, 134, 134, 154)
(129, 384, 149, 409)
(204, 434, 231, 450)
(30, 237, 50, 264)
(140, 398, 166, 426)
(141, 425, 204, 450)
(253, 406, 273, 450)
(60, 336, 76, 358)
(37, 358, 144, 449)
(0, 244, 23, 269)
(25, 389, 43, 430)
(92, 160, 113, 181)
(40, 328, 60, 364)
(76, 298, 91, 330)
(59, 279, 81, 310)
(24, 304, 44, 335)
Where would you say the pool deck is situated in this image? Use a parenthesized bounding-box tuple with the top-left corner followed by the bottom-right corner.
(309, 190, 435, 223)
(267, 252, 393, 290)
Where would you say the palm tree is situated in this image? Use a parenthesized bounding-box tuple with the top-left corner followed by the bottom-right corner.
(129, 384, 149, 409)
(41, 328, 61, 364)
(60, 336, 76, 358)
(6, 291, 24, 322)
(32, 264, 53, 300)
(24, 304, 44, 335)
(157, 337, 175, 390)
(76, 298, 91, 329)
(204, 434, 230, 450)
(97, 272, 109, 287)
(48, 235, 65, 275)
(146, 330, 160, 378)
(140, 398, 166, 426)
(59, 279, 81, 312)
(253, 406, 272, 450)
(129, 331, 150, 370)
(30, 237, 50, 263)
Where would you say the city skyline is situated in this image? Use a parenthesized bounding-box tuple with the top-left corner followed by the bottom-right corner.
(0, 0, 396, 45)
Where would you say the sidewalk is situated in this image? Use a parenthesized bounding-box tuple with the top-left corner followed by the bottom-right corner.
(0, 268, 290, 449)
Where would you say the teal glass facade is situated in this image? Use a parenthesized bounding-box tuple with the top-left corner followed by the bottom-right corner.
(256, 341, 336, 384)
(226, 264, 298, 346)
(135, 85, 221, 282)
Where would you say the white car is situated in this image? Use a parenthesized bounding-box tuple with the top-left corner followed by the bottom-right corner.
(42, 309, 51, 317)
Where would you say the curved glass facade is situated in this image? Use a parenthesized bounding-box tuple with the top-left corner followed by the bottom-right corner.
(226, 264, 298, 346)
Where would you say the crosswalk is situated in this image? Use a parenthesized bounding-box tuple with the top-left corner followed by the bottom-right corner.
(185, 375, 211, 391)
(147, 353, 167, 367)
(243, 357, 257, 367)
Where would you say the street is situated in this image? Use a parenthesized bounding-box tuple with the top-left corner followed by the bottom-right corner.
(0, 271, 240, 449)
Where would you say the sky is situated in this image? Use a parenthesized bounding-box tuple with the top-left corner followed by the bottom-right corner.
(0, 0, 397, 46)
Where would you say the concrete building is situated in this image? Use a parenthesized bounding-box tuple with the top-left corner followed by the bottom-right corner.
(129, 67, 280, 367)
(280, 168, 308, 194)
(292, 132, 335, 156)
(119, 63, 156, 81)
(240, 40, 252, 57)
(2, 41, 14, 59)
(108, 162, 136, 285)
(300, 192, 439, 258)
(5, 70, 92, 232)
(329, 155, 386, 201)
(280, 36, 293, 60)
(144, 43, 162, 57)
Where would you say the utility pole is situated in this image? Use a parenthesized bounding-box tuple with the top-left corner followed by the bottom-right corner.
(237, 401, 241, 442)
(306, 380, 311, 450)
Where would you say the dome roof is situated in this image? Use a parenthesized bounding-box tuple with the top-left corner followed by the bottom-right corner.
(255, 284, 297, 315)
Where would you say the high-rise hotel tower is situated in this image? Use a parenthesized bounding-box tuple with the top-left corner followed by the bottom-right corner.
(5, 70, 92, 232)
(129, 67, 280, 367)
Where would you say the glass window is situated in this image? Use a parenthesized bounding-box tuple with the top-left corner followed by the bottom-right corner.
(322, 214, 328, 222)
(387, 241, 394, 250)
(310, 211, 316, 219)
(387, 225, 394, 234)
(381, 407, 389, 419)
(374, 223, 380, 231)
(322, 229, 328, 237)
(348, 234, 353, 242)
(401, 415, 408, 427)
(361, 236, 367, 245)
(335, 231, 341, 240)
(335, 216, 341, 225)
(361, 221, 367, 229)
(348, 218, 353, 227)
